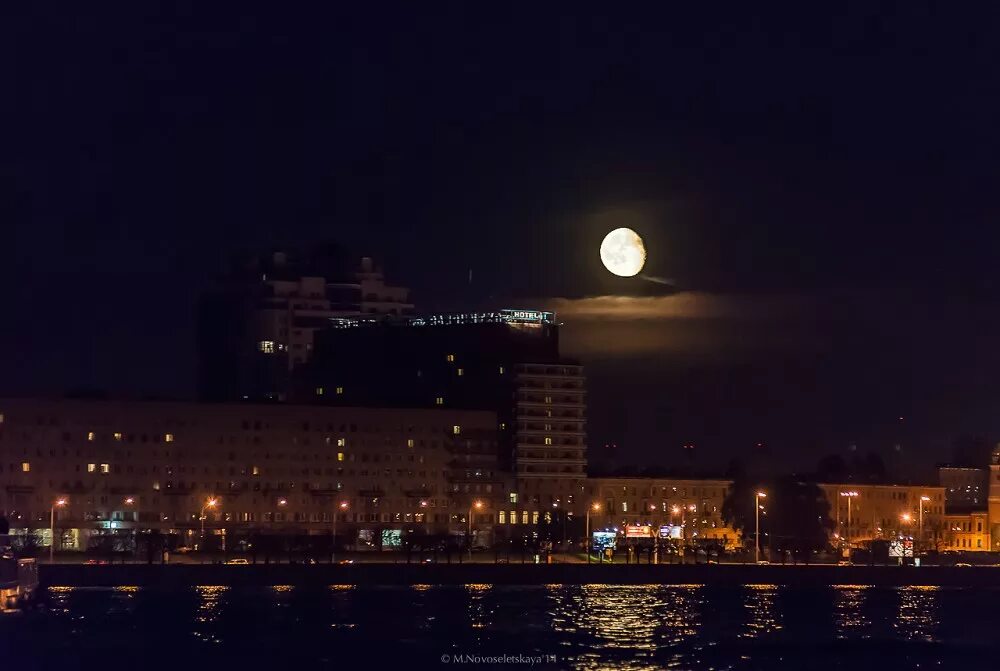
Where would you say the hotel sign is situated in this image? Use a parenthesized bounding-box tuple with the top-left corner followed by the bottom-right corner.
(500, 309, 554, 324)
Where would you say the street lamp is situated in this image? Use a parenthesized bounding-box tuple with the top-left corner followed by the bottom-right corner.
(918, 495, 930, 552)
(839, 491, 859, 549)
(333, 500, 348, 562)
(419, 499, 429, 536)
(50, 498, 67, 563)
(586, 503, 601, 563)
(468, 500, 483, 559)
(199, 497, 218, 550)
(755, 492, 766, 564)
(123, 497, 136, 559)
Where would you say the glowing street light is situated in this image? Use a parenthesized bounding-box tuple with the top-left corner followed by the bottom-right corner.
(333, 500, 349, 562)
(755, 492, 767, 564)
(918, 495, 931, 551)
(839, 491, 859, 548)
(468, 500, 484, 559)
(50, 498, 67, 563)
(200, 497, 218, 549)
(419, 499, 430, 536)
(586, 502, 601, 563)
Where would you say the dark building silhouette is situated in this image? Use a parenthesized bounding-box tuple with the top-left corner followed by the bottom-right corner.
(292, 310, 588, 483)
(198, 246, 413, 402)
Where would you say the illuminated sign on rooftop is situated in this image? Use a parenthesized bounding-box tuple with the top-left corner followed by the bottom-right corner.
(328, 310, 556, 329)
(499, 309, 554, 324)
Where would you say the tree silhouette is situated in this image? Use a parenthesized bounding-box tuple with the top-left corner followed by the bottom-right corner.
(723, 476, 834, 556)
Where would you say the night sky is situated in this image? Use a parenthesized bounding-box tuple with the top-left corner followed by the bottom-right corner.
(5, 5, 1000, 476)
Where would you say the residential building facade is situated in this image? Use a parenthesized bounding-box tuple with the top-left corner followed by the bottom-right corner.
(0, 398, 501, 550)
(818, 483, 946, 549)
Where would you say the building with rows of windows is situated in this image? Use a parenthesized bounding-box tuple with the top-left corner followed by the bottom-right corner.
(0, 398, 502, 550)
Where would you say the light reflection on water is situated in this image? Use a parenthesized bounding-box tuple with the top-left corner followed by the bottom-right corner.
(833, 584, 871, 639)
(47, 586, 73, 614)
(894, 586, 940, 642)
(192, 585, 228, 644)
(18, 582, 981, 668)
(546, 584, 704, 671)
(741, 584, 782, 638)
(466, 583, 493, 631)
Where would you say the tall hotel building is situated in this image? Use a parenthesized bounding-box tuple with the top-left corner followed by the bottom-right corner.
(292, 310, 589, 532)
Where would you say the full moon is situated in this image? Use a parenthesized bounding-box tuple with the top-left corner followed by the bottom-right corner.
(599, 227, 646, 277)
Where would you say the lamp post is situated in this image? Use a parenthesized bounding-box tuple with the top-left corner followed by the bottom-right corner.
(755, 492, 766, 564)
(334, 500, 348, 562)
(50, 498, 67, 563)
(839, 491, 858, 552)
(124, 497, 135, 561)
(199, 497, 218, 551)
(468, 500, 483, 559)
(586, 503, 600, 563)
(918, 495, 930, 552)
(419, 499, 429, 536)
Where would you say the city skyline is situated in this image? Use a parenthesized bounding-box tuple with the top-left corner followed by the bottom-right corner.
(7, 6, 1000, 473)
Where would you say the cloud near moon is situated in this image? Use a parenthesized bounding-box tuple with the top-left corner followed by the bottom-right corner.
(546, 292, 810, 321)
(540, 292, 819, 358)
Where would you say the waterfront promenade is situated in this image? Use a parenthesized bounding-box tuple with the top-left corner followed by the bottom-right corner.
(40, 561, 1000, 588)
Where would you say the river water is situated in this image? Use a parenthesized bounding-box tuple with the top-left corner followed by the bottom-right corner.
(5, 584, 999, 669)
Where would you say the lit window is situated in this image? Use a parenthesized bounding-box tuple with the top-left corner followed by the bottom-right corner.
(509, 510, 518, 525)
(337, 438, 346, 447)
(499, 366, 504, 375)
(164, 433, 174, 443)
(337, 452, 345, 462)
(100, 463, 110, 474)
(435, 397, 444, 406)
(252, 466, 260, 476)
(87, 431, 95, 441)
(113, 432, 123, 441)
(87, 463, 96, 473)
(532, 511, 539, 524)
(0, 413, 4, 423)
(21, 462, 30, 472)
(446, 354, 455, 362)
(407, 439, 414, 448)
(315, 387, 324, 396)
(544, 396, 552, 404)
(509, 492, 518, 504)
(453, 425, 461, 435)
(521, 511, 528, 524)
(544, 437, 552, 445)
(153, 481, 160, 491)
(499, 511, 506, 524)
(258, 340, 275, 354)
(336, 386, 344, 395)
(621, 502, 628, 512)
